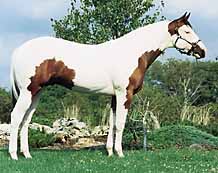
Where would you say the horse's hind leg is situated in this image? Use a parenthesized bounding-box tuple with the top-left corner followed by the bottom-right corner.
(20, 94, 40, 159)
(9, 90, 32, 160)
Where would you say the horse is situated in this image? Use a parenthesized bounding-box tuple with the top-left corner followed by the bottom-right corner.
(9, 13, 206, 160)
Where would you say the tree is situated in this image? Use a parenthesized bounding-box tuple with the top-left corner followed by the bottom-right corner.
(147, 59, 218, 105)
(51, 0, 164, 44)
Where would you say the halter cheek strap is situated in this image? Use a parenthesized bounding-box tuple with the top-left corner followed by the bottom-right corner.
(174, 35, 201, 55)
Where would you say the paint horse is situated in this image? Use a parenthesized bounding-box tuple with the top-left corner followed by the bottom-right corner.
(9, 13, 206, 160)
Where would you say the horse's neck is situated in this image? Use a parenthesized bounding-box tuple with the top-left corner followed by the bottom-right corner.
(130, 22, 170, 69)
(108, 21, 171, 59)
(142, 21, 171, 51)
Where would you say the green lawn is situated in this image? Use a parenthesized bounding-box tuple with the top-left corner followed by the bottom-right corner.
(1, 149, 218, 173)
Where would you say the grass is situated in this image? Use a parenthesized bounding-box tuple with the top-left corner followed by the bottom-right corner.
(1, 148, 218, 173)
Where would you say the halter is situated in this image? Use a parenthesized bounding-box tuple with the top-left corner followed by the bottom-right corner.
(174, 34, 201, 56)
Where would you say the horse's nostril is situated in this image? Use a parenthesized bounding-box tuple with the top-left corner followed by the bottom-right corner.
(194, 47, 206, 58)
(201, 50, 205, 58)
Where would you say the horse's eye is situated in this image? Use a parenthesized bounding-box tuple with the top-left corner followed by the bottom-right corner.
(185, 31, 190, 34)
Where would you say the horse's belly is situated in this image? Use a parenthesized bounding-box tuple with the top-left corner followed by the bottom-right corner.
(73, 69, 114, 95)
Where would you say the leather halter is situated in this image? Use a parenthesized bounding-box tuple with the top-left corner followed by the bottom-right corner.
(174, 32, 201, 56)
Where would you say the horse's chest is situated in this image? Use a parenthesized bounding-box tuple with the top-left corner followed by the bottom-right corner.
(124, 49, 162, 109)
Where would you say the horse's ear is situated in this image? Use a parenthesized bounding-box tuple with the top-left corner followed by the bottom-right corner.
(169, 12, 191, 35)
(177, 12, 190, 22)
(182, 12, 188, 19)
(185, 12, 191, 20)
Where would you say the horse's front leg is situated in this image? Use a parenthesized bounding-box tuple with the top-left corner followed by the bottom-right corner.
(114, 90, 128, 157)
(106, 96, 116, 156)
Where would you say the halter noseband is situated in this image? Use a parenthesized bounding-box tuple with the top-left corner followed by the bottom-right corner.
(174, 34, 201, 56)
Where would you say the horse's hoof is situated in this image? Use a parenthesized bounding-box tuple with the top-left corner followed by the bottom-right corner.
(116, 150, 124, 158)
(22, 151, 32, 159)
(10, 152, 18, 160)
(107, 148, 113, 157)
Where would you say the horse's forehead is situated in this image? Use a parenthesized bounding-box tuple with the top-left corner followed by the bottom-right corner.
(179, 25, 192, 31)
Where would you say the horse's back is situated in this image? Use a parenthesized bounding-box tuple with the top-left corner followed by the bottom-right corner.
(11, 37, 115, 94)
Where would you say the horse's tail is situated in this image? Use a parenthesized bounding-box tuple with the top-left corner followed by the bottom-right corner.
(10, 49, 20, 107)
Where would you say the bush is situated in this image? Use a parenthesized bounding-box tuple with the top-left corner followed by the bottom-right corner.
(148, 125, 218, 150)
(0, 88, 12, 123)
(33, 85, 111, 127)
(123, 125, 218, 150)
(28, 129, 56, 148)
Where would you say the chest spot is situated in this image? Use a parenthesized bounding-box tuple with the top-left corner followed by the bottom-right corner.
(27, 58, 75, 96)
(124, 49, 162, 109)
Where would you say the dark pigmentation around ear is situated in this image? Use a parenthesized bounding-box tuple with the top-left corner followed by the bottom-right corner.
(168, 12, 192, 35)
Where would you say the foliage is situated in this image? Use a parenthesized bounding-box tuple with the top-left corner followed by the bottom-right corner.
(52, 0, 164, 44)
(1, 149, 218, 173)
(0, 88, 12, 123)
(32, 85, 111, 127)
(147, 60, 218, 105)
(147, 125, 218, 150)
(128, 84, 182, 126)
(123, 125, 218, 150)
(180, 104, 212, 126)
(28, 129, 55, 148)
(32, 85, 70, 126)
(61, 91, 111, 126)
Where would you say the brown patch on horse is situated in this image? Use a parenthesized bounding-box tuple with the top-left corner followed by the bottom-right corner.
(168, 12, 191, 35)
(27, 59, 75, 96)
(124, 49, 162, 109)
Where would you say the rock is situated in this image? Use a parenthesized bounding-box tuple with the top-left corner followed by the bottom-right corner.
(52, 120, 61, 129)
(29, 123, 54, 134)
(74, 122, 86, 129)
(55, 131, 68, 143)
(189, 144, 204, 150)
(0, 124, 10, 141)
(0, 124, 10, 135)
(0, 119, 109, 149)
(91, 126, 109, 136)
(73, 137, 95, 148)
(53, 118, 86, 129)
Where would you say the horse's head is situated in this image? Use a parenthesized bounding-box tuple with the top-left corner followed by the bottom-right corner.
(168, 12, 207, 59)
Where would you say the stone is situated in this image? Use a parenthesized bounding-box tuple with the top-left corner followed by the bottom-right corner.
(0, 124, 10, 135)
(91, 126, 109, 136)
(189, 144, 204, 150)
(74, 122, 86, 129)
(0, 118, 109, 149)
(0, 124, 10, 142)
(29, 123, 54, 134)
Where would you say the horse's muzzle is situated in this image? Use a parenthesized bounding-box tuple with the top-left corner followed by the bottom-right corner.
(193, 45, 206, 59)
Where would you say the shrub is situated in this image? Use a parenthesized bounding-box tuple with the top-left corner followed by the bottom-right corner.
(123, 125, 218, 150)
(148, 125, 218, 150)
(0, 88, 12, 123)
(28, 129, 56, 148)
(129, 84, 182, 126)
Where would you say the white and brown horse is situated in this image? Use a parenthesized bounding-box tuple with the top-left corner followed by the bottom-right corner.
(9, 13, 206, 160)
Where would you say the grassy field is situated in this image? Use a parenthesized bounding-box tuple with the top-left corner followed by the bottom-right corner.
(1, 148, 218, 173)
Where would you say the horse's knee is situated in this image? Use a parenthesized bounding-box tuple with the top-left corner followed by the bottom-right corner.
(115, 122, 125, 133)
